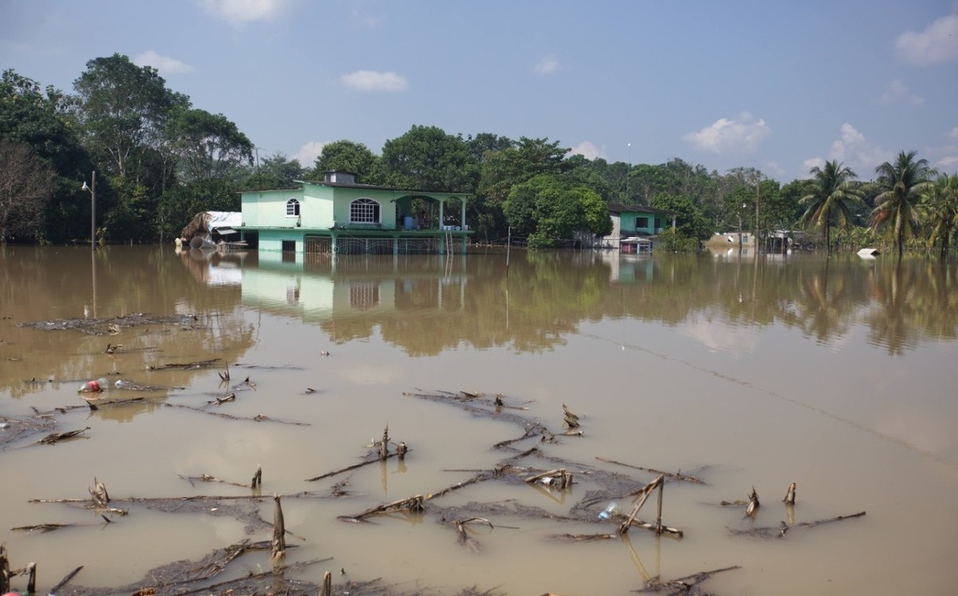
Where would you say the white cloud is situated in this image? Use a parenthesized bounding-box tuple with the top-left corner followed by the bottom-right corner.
(895, 13, 958, 66)
(802, 157, 826, 175)
(765, 161, 785, 178)
(533, 55, 559, 75)
(295, 141, 326, 166)
(199, 0, 289, 26)
(339, 70, 408, 92)
(807, 123, 894, 175)
(133, 51, 194, 75)
(937, 155, 958, 169)
(949, 127, 958, 140)
(568, 141, 604, 160)
(677, 318, 760, 357)
(879, 79, 924, 105)
(350, 6, 386, 28)
(683, 112, 771, 154)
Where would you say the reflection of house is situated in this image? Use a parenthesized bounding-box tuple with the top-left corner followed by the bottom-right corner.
(238, 171, 472, 257)
(600, 250, 656, 283)
(212, 253, 467, 324)
(603, 204, 676, 252)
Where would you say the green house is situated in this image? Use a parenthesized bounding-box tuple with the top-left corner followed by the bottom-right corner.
(604, 203, 676, 252)
(238, 171, 472, 255)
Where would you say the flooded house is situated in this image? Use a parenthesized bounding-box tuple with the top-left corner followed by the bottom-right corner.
(236, 171, 472, 257)
(603, 203, 676, 252)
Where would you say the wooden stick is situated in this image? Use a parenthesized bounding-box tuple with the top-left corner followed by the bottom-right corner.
(656, 477, 663, 533)
(618, 475, 664, 535)
(595, 456, 707, 484)
(341, 495, 425, 521)
(321, 570, 332, 596)
(379, 424, 389, 460)
(796, 510, 865, 528)
(782, 482, 796, 505)
(252, 465, 262, 488)
(26, 561, 36, 594)
(1, 542, 9, 593)
(38, 427, 90, 445)
(49, 566, 83, 595)
(305, 451, 402, 482)
(271, 494, 285, 560)
(746, 486, 760, 517)
(524, 468, 571, 488)
(89, 477, 110, 506)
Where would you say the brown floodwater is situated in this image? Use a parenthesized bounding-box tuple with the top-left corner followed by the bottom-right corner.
(1, 245, 957, 595)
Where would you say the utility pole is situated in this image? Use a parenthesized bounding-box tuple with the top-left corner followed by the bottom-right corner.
(82, 171, 96, 250)
(755, 176, 760, 255)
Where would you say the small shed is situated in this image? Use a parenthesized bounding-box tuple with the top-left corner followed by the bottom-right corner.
(180, 211, 242, 242)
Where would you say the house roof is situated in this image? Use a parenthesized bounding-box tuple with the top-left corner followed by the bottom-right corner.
(241, 179, 470, 196)
(607, 203, 675, 216)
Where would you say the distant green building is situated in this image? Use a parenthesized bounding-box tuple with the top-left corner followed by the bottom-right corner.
(603, 204, 676, 252)
(239, 171, 472, 255)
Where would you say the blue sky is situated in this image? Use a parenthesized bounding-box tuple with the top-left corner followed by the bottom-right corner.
(2, 0, 957, 181)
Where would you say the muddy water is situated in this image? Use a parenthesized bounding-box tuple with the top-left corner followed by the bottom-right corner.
(1, 245, 957, 595)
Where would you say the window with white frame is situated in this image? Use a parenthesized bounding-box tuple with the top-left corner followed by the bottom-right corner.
(350, 198, 380, 223)
(286, 198, 300, 217)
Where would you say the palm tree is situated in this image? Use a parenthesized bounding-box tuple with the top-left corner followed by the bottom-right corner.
(799, 160, 864, 254)
(871, 150, 934, 259)
(920, 173, 958, 259)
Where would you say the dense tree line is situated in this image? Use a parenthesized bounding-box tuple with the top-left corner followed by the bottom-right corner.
(1, 55, 956, 255)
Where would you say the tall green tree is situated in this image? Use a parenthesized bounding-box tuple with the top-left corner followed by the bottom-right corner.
(650, 193, 711, 241)
(475, 137, 568, 240)
(0, 69, 93, 243)
(871, 150, 934, 259)
(504, 174, 610, 248)
(73, 54, 189, 181)
(799, 160, 864, 254)
(920, 173, 958, 258)
(379, 125, 475, 191)
(308, 140, 378, 182)
(167, 108, 253, 182)
(243, 152, 304, 189)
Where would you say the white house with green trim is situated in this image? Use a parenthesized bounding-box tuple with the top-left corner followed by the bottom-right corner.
(238, 171, 472, 255)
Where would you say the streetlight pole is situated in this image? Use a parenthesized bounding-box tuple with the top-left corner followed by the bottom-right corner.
(82, 171, 96, 250)
(755, 176, 760, 255)
(626, 143, 632, 203)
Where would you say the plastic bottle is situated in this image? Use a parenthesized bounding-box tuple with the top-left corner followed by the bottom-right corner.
(598, 502, 620, 520)
(78, 379, 102, 393)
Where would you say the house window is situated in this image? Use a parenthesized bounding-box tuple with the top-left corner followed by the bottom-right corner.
(286, 198, 300, 217)
(636, 217, 649, 228)
(350, 198, 380, 224)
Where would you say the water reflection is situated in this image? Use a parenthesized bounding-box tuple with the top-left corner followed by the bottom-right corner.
(0, 246, 255, 403)
(185, 248, 958, 356)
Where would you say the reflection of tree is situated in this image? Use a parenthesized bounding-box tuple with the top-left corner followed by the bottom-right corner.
(317, 252, 612, 355)
(793, 258, 856, 343)
(0, 246, 255, 402)
(863, 260, 958, 355)
(309, 252, 958, 356)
